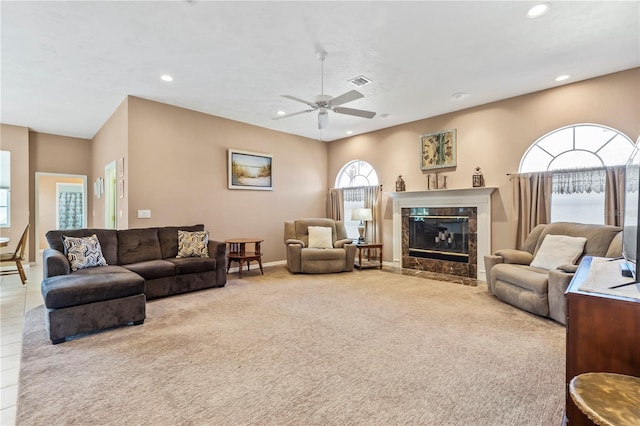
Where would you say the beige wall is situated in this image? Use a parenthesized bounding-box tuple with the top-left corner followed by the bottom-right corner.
(92, 98, 129, 229)
(0, 124, 30, 258)
(327, 68, 640, 261)
(4, 68, 638, 266)
(127, 96, 327, 263)
(28, 131, 92, 261)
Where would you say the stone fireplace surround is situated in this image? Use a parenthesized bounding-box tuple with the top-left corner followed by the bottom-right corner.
(389, 188, 495, 281)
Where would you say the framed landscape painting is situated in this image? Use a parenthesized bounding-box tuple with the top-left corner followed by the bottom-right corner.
(420, 129, 457, 171)
(228, 149, 273, 190)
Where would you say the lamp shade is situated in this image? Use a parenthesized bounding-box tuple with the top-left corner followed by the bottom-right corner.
(351, 208, 373, 222)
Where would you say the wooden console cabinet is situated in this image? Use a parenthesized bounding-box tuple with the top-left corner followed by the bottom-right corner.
(565, 256, 640, 425)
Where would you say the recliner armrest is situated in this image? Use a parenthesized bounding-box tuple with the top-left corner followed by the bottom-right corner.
(548, 269, 576, 324)
(285, 239, 305, 248)
(334, 239, 353, 248)
(557, 263, 579, 273)
(494, 249, 534, 265)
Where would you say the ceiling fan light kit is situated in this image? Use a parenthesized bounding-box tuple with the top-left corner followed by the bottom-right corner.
(274, 50, 376, 130)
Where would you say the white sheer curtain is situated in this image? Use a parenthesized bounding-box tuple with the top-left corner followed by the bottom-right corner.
(552, 167, 606, 194)
(552, 166, 626, 226)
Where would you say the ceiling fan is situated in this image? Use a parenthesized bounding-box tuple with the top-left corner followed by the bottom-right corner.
(273, 50, 376, 130)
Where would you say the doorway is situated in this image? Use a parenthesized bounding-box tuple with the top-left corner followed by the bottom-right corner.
(104, 161, 117, 229)
(35, 173, 87, 262)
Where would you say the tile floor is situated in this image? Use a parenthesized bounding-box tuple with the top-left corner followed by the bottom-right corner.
(1, 263, 44, 426)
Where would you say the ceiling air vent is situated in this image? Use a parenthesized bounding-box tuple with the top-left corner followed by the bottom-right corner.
(348, 75, 372, 87)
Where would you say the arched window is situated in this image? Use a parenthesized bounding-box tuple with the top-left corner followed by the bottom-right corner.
(519, 124, 635, 224)
(335, 159, 379, 188)
(520, 124, 634, 172)
(335, 160, 379, 238)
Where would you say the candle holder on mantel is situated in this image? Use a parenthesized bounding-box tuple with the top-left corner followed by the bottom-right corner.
(395, 175, 406, 192)
(472, 167, 485, 187)
(427, 173, 447, 190)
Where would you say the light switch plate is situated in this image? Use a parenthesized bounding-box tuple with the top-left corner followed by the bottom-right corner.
(137, 210, 151, 219)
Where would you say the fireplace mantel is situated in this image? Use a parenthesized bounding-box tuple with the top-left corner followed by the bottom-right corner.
(389, 187, 496, 281)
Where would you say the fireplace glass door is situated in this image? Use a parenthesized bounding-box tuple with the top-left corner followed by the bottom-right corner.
(408, 211, 469, 263)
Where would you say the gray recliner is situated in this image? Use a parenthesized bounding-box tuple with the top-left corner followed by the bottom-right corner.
(484, 222, 622, 324)
(284, 218, 356, 274)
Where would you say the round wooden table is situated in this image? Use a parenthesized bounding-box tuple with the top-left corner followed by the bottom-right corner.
(0, 237, 9, 247)
(225, 238, 264, 278)
(569, 372, 640, 426)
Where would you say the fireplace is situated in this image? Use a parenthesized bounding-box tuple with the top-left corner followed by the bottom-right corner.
(408, 209, 469, 263)
(402, 206, 477, 277)
(389, 188, 495, 281)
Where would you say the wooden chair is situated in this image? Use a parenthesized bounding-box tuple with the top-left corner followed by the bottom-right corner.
(1, 224, 29, 284)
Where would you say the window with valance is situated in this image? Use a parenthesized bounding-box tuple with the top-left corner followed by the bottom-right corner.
(517, 123, 634, 228)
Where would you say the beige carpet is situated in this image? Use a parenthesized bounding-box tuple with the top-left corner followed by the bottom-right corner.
(17, 266, 565, 425)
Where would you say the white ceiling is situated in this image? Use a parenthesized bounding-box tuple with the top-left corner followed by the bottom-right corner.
(2, 1, 639, 142)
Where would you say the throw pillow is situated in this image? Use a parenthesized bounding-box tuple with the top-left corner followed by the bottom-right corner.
(176, 230, 209, 258)
(308, 226, 333, 249)
(530, 234, 587, 271)
(62, 234, 108, 271)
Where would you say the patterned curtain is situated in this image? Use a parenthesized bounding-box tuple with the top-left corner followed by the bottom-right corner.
(59, 192, 83, 230)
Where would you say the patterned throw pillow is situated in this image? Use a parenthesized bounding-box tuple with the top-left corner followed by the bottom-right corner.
(176, 230, 209, 258)
(62, 234, 108, 271)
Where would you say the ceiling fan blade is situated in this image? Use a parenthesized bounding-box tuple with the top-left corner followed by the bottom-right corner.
(281, 95, 317, 108)
(318, 109, 329, 129)
(333, 106, 376, 119)
(272, 109, 314, 120)
(329, 90, 363, 106)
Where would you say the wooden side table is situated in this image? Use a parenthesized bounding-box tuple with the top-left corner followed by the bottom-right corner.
(354, 242, 383, 270)
(225, 238, 264, 278)
(569, 372, 640, 426)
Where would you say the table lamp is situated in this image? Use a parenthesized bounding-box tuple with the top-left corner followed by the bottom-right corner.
(351, 208, 373, 243)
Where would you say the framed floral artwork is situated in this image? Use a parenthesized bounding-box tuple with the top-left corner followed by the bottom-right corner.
(420, 129, 457, 170)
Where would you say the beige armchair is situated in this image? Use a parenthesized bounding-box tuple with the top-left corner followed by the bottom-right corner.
(484, 222, 622, 324)
(284, 218, 356, 274)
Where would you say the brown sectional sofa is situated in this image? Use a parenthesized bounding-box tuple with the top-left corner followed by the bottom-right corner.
(42, 225, 226, 343)
(484, 222, 622, 324)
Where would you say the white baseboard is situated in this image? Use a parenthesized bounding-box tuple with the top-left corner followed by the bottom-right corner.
(226, 259, 286, 274)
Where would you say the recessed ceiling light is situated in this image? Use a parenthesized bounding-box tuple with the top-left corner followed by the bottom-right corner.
(451, 92, 467, 100)
(161, 75, 173, 82)
(555, 74, 570, 82)
(526, 3, 550, 18)
(346, 130, 353, 135)
(276, 110, 286, 115)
